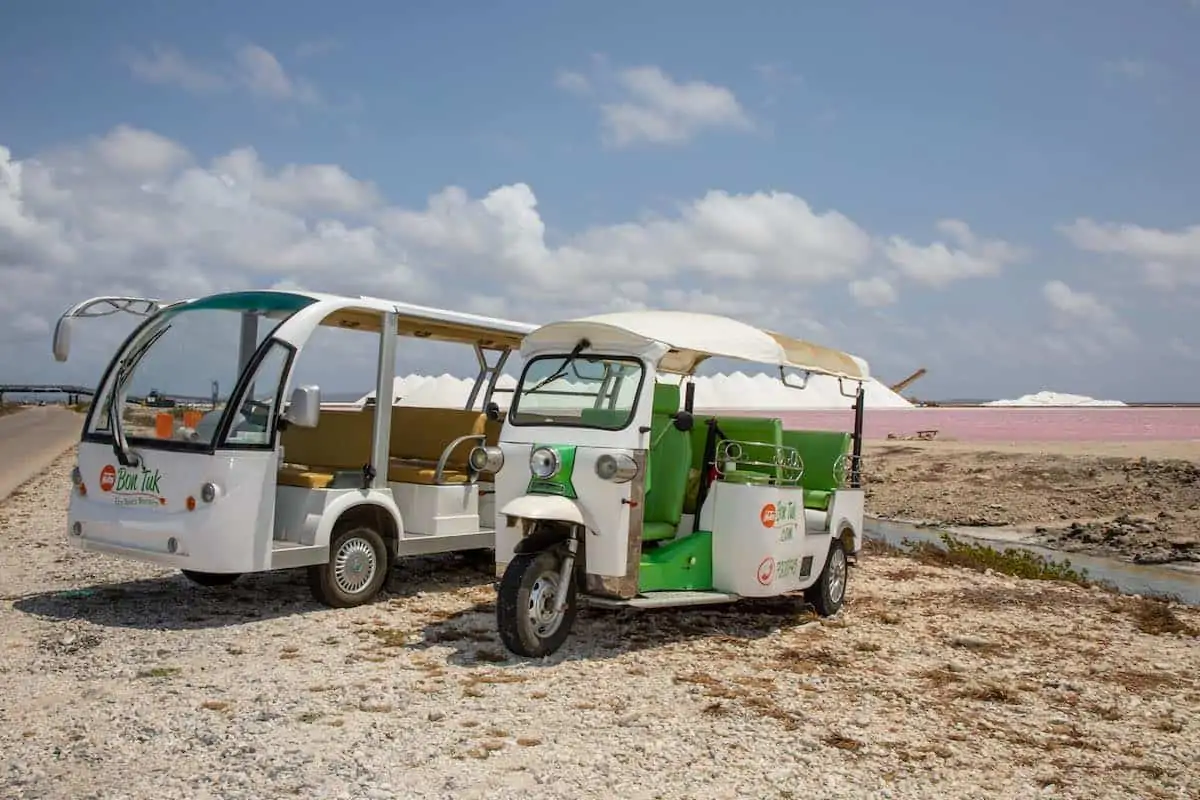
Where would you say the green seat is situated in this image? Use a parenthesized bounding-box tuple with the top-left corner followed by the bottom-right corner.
(781, 429, 851, 510)
(683, 416, 784, 513)
(642, 383, 692, 542)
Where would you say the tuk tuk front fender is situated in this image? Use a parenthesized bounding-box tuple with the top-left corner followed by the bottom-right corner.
(500, 494, 585, 527)
(501, 495, 587, 555)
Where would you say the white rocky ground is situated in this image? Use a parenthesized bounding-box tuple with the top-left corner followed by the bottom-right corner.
(1, 449, 1198, 800)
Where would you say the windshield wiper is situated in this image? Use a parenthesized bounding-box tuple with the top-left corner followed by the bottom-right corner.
(108, 325, 171, 466)
(526, 338, 591, 394)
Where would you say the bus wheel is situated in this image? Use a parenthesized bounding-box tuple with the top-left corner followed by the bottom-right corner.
(806, 537, 848, 617)
(180, 569, 241, 587)
(497, 549, 577, 658)
(308, 523, 389, 608)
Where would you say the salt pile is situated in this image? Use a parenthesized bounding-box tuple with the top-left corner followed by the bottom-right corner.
(356, 372, 912, 410)
(983, 390, 1126, 407)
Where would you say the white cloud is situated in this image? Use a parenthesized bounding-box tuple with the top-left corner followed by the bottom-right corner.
(211, 147, 380, 213)
(1, 125, 884, 386)
(91, 125, 192, 176)
(1059, 217, 1200, 289)
(123, 44, 226, 93)
(554, 70, 591, 95)
(849, 276, 898, 307)
(883, 219, 1025, 287)
(234, 44, 320, 104)
(123, 42, 320, 106)
(1041, 279, 1135, 354)
(1042, 280, 1114, 324)
(558, 62, 753, 147)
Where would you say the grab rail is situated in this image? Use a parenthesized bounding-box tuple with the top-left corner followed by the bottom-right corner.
(714, 439, 805, 486)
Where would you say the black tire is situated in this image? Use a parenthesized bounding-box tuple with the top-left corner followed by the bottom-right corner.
(180, 569, 241, 587)
(497, 549, 578, 658)
(806, 537, 849, 617)
(307, 523, 390, 608)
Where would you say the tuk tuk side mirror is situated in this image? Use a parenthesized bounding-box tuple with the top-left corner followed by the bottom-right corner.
(284, 385, 321, 428)
(671, 410, 694, 432)
(52, 317, 72, 362)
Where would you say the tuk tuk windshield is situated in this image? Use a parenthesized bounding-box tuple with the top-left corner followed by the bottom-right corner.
(509, 353, 645, 430)
(86, 292, 315, 451)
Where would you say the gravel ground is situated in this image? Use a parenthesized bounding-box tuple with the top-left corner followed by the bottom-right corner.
(2, 449, 1199, 799)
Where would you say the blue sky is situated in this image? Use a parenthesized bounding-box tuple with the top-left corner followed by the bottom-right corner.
(1, 0, 1198, 402)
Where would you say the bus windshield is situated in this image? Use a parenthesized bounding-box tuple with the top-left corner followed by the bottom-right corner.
(508, 353, 645, 430)
(86, 292, 315, 453)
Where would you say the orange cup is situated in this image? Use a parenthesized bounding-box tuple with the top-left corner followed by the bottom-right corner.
(155, 412, 173, 438)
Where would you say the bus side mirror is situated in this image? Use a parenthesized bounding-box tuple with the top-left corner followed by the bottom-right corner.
(53, 317, 72, 362)
(485, 401, 502, 421)
(284, 385, 321, 428)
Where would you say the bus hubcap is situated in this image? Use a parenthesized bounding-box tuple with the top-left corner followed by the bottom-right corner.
(334, 537, 377, 594)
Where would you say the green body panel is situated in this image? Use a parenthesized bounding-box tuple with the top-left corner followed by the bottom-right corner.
(641, 384, 691, 541)
(780, 429, 851, 510)
(526, 444, 579, 499)
(638, 531, 714, 592)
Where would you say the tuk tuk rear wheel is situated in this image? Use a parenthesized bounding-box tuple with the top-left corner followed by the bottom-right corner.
(308, 524, 389, 608)
(497, 549, 578, 658)
(806, 537, 848, 617)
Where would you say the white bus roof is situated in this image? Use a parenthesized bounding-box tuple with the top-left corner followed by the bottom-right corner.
(521, 310, 868, 380)
(172, 289, 540, 350)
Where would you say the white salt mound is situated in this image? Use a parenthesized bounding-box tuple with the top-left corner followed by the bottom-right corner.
(983, 390, 1126, 407)
(357, 372, 913, 410)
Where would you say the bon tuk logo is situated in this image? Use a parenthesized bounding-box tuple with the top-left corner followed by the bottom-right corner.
(99, 464, 166, 506)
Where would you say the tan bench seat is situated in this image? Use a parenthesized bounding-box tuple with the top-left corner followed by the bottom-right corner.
(277, 405, 501, 488)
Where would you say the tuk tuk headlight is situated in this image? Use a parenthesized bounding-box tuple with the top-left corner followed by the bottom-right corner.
(595, 452, 638, 483)
(469, 445, 505, 473)
(529, 446, 560, 479)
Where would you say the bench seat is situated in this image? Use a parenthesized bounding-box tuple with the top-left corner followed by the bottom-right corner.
(277, 405, 500, 488)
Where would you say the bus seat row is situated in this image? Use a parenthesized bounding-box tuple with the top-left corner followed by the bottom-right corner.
(277, 406, 502, 488)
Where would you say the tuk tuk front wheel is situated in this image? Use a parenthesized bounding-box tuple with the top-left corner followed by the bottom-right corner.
(497, 549, 578, 658)
(806, 537, 848, 617)
(308, 524, 389, 608)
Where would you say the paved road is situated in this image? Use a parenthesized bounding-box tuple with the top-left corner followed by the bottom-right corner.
(0, 407, 83, 501)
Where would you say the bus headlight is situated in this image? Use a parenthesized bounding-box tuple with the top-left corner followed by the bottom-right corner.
(529, 446, 560, 479)
(469, 445, 505, 473)
(595, 452, 638, 483)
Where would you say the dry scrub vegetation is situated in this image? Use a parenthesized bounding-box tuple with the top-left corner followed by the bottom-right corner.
(1, 451, 1198, 799)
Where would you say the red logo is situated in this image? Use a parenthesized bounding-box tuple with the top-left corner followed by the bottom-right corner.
(760, 503, 776, 528)
(99, 465, 117, 492)
(757, 556, 775, 586)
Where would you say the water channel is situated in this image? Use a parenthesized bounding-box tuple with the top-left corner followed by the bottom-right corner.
(864, 517, 1200, 606)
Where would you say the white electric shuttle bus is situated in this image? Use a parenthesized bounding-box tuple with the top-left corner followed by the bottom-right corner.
(53, 289, 537, 607)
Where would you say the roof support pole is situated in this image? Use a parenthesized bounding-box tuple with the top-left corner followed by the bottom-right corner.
(369, 310, 398, 489)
